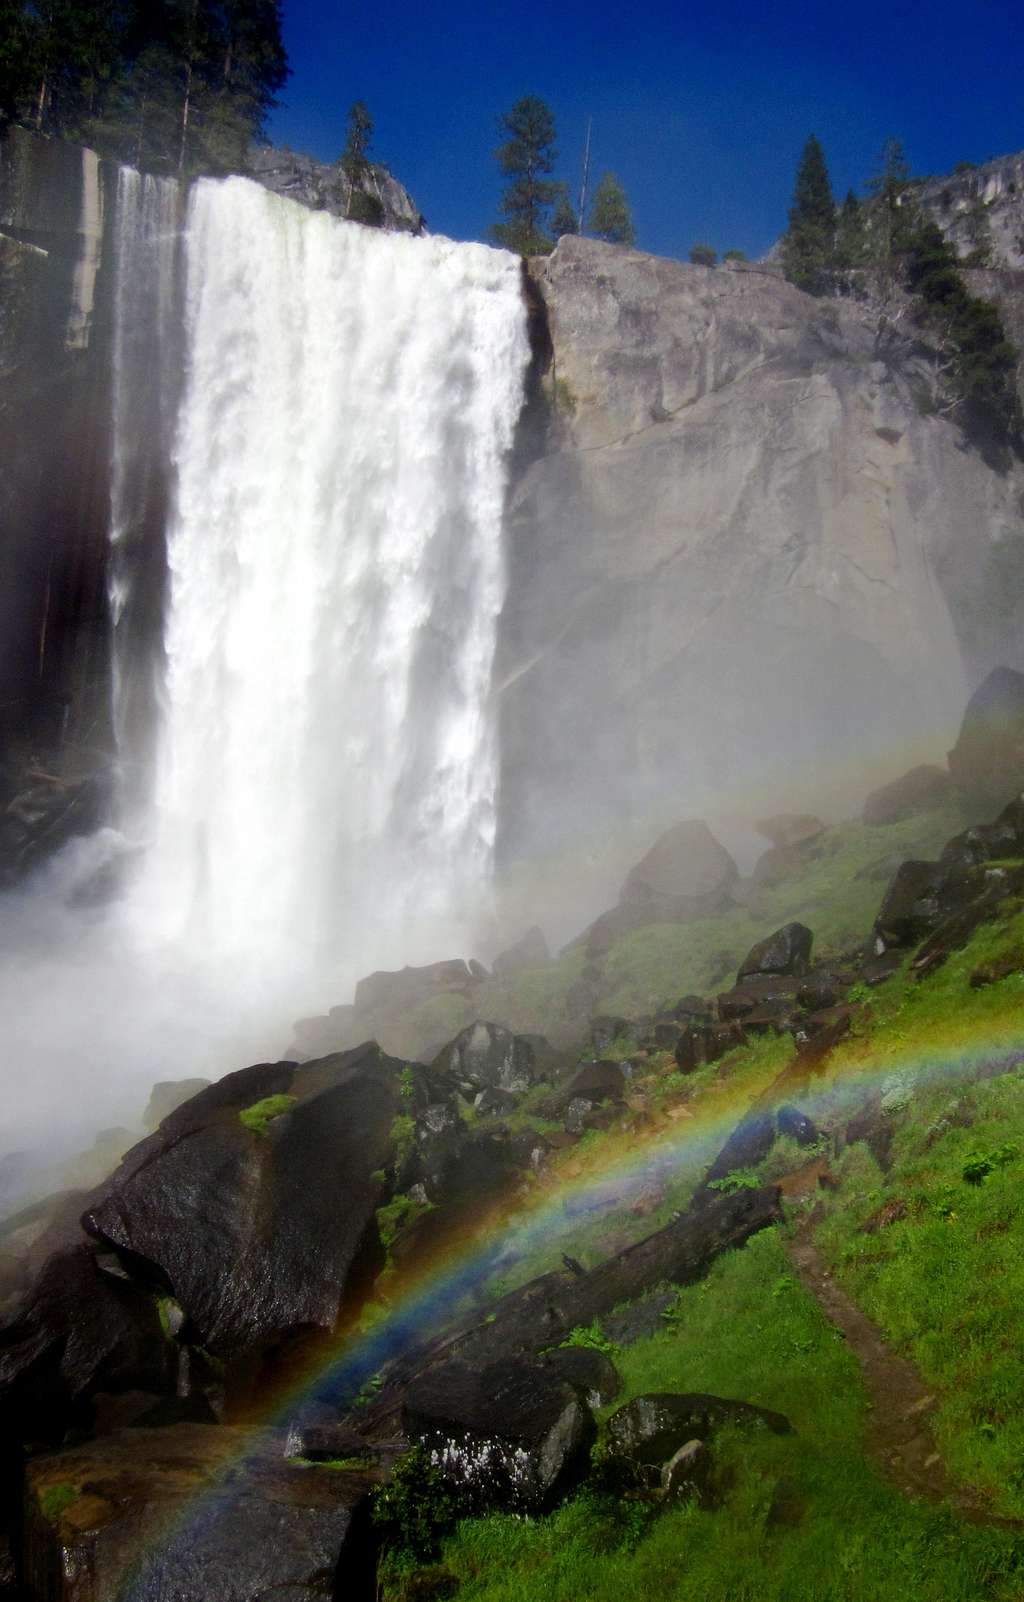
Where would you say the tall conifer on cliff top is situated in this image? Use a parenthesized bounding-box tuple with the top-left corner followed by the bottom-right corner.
(782, 134, 836, 295)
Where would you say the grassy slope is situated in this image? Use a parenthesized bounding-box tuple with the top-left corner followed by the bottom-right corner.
(380, 838, 1024, 1600)
(407, 1229, 1022, 1601)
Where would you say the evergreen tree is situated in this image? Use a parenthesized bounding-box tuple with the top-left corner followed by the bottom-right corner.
(550, 181, 578, 237)
(341, 98, 372, 179)
(781, 134, 836, 295)
(1, 0, 287, 175)
(689, 242, 716, 266)
(834, 189, 868, 271)
(903, 217, 1019, 439)
(492, 94, 557, 255)
(588, 171, 634, 246)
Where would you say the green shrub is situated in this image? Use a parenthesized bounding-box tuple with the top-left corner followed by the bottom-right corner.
(372, 1444, 460, 1560)
(560, 1321, 619, 1357)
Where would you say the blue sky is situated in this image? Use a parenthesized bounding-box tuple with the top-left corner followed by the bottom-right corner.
(268, 0, 1023, 260)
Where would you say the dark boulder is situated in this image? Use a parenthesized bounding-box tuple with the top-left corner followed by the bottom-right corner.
(737, 923, 813, 980)
(0, 1245, 171, 1436)
(402, 1356, 594, 1512)
(661, 1438, 716, 1507)
(606, 1392, 790, 1468)
(862, 764, 951, 826)
(564, 1099, 618, 1136)
(674, 1020, 745, 1073)
(492, 926, 550, 977)
(22, 1423, 378, 1602)
(718, 975, 801, 1020)
(540, 1346, 621, 1407)
(432, 1022, 539, 1097)
(555, 1060, 625, 1108)
(600, 1290, 676, 1347)
(80, 1045, 400, 1364)
(776, 1105, 820, 1147)
(947, 667, 1024, 814)
(698, 1115, 776, 1196)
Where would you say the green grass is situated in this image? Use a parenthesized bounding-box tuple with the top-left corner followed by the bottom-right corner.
(805, 907, 1024, 1520)
(397, 1230, 1024, 1602)
(238, 1093, 296, 1135)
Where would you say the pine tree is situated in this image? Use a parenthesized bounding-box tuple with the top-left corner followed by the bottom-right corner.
(492, 94, 557, 256)
(341, 99, 372, 179)
(550, 182, 578, 238)
(834, 189, 868, 271)
(588, 171, 634, 246)
(781, 134, 836, 295)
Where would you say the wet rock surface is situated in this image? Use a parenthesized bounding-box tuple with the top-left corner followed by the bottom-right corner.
(402, 1357, 595, 1512)
(606, 1392, 791, 1469)
(22, 1424, 378, 1602)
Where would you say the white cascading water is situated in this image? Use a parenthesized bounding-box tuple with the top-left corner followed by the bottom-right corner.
(132, 175, 530, 990)
(0, 170, 528, 1166)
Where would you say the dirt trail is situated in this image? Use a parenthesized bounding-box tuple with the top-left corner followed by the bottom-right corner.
(784, 1224, 1022, 1529)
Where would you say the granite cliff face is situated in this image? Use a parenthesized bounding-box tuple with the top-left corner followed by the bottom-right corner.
(496, 237, 1024, 903)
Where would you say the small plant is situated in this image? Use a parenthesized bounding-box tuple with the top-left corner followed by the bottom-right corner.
(238, 1093, 296, 1135)
(560, 1320, 618, 1357)
(37, 1483, 80, 1526)
(390, 1114, 416, 1169)
(371, 1444, 460, 1560)
(707, 1168, 761, 1195)
(847, 981, 872, 1004)
(352, 1369, 384, 1408)
(399, 1065, 416, 1108)
(962, 1143, 1019, 1185)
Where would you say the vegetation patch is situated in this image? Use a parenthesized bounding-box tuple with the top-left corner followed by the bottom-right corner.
(37, 1482, 80, 1526)
(238, 1094, 296, 1135)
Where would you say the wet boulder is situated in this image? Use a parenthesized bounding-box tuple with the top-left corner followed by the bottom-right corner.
(402, 1356, 594, 1513)
(862, 764, 951, 826)
(737, 923, 813, 980)
(674, 1020, 745, 1073)
(948, 667, 1024, 814)
(80, 1045, 401, 1364)
(22, 1423, 378, 1602)
(661, 1438, 716, 1506)
(606, 1392, 791, 1470)
(776, 1105, 820, 1147)
(555, 1060, 625, 1108)
(492, 926, 550, 976)
(540, 1346, 621, 1408)
(432, 1021, 539, 1097)
(0, 1244, 171, 1437)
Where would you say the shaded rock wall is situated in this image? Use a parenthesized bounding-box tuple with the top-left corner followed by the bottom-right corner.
(0, 128, 118, 782)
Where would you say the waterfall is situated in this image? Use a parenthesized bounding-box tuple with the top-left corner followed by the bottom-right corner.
(108, 166, 181, 811)
(131, 176, 530, 988)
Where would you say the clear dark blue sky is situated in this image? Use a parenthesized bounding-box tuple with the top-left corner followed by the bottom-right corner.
(268, 0, 1022, 260)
